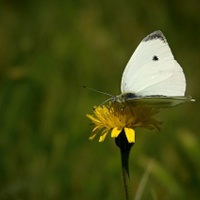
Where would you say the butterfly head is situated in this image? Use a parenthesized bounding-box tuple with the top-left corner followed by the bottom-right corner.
(112, 93, 137, 103)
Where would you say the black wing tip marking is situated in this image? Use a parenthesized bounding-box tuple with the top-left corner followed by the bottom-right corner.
(143, 30, 166, 42)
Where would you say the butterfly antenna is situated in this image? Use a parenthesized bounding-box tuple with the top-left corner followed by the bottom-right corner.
(83, 85, 113, 97)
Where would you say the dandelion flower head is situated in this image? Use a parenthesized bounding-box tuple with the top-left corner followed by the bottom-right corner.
(86, 102, 161, 143)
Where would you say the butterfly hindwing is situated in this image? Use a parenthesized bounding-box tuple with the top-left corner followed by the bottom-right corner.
(123, 95, 193, 108)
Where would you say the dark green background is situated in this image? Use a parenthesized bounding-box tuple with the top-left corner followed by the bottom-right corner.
(0, 0, 199, 199)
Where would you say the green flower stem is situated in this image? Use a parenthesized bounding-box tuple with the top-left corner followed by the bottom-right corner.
(121, 147, 131, 200)
(115, 130, 134, 200)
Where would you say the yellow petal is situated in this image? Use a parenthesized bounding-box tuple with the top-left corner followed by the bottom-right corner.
(89, 134, 96, 140)
(99, 129, 109, 142)
(124, 128, 135, 143)
(92, 126, 101, 132)
(86, 114, 101, 123)
(89, 127, 101, 140)
(111, 127, 122, 138)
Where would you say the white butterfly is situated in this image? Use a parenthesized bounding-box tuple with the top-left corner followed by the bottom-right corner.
(114, 30, 194, 107)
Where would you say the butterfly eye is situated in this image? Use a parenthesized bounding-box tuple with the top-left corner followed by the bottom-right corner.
(152, 55, 159, 61)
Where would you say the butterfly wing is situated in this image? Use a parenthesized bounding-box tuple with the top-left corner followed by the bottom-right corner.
(122, 95, 194, 108)
(121, 30, 186, 97)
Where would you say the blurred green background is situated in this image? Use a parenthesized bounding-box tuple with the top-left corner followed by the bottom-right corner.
(0, 0, 199, 199)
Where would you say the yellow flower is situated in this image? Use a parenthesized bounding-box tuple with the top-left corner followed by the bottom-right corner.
(86, 102, 162, 143)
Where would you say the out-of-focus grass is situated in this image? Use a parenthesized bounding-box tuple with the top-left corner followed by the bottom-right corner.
(0, 0, 199, 199)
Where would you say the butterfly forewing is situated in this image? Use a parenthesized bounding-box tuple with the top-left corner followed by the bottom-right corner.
(121, 30, 186, 97)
